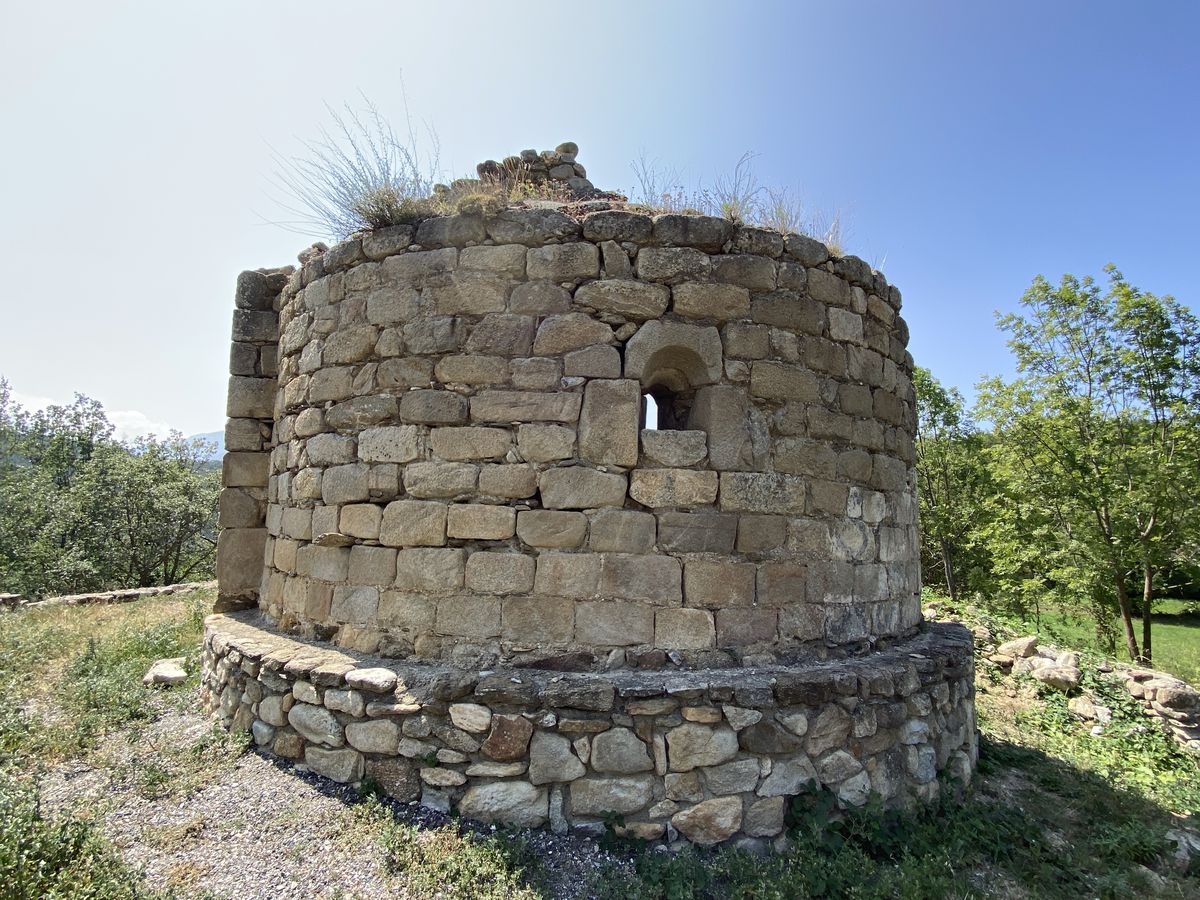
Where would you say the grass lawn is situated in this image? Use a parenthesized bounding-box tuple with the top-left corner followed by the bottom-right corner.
(1030, 599, 1200, 685)
(1, 590, 1198, 898)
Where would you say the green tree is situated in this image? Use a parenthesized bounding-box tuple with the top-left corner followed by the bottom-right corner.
(62, 435, 220, 588)
(0, 380, 220, 596)
(912, 366, 992, 601)
(977, 267, 1200, 663)
(0, 381, 116, 594)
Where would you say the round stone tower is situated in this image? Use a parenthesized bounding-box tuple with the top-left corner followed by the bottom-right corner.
(205, 144, 976, 847)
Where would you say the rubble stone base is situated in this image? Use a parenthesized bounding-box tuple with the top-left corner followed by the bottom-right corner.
(202, 612, 977, 849)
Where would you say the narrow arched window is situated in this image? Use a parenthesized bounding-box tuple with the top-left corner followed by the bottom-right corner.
(642, 384, 693, 431)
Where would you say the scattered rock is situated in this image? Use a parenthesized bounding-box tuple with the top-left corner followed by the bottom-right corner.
(997, 635, 1038, 658)
(1067, 696, 1112, 723)
(1032, 666, 1082, 693)
(143, 657, 188, 687)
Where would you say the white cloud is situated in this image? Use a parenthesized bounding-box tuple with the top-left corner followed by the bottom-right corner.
(107, 409, 178, 442)
(9, 390, 178, 442)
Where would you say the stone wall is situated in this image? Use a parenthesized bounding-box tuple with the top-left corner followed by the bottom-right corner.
(203, 611, 976, 848)
(217, 268, 290, 611)
(217, 204, 922, 670)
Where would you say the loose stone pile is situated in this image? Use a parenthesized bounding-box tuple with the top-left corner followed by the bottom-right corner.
(985, 632, 1200, 753)
(210, 142, 977, 843)
(203, 611, 975, 849)
(469, 141, 596, 198)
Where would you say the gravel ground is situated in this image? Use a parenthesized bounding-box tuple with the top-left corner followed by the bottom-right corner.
(39, 688, 633, 899)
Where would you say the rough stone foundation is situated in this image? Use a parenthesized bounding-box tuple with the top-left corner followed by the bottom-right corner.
(209, 142, 976, 843)
(203, 611, 976, 848)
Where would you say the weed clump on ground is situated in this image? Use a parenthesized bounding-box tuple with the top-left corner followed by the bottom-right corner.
(0, 772, 161, 899)
(0, 592, 225, 897)
(355, 796, 546, 900)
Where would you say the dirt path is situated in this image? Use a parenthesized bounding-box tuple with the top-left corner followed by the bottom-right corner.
(38, 688, 623, 899)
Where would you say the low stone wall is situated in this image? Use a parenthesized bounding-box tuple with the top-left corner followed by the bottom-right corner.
(2, 580, 216, 611)
(1122, 668, 1200, 752)
(202, 612, 977, 848)
(981, 629, 1200, 754)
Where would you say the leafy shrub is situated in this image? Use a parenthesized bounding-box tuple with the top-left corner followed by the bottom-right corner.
(0, 773, 156, 899)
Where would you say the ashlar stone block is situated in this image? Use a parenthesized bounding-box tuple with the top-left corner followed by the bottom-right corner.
(518, 424, 575, 463)
(683, 559, 756, 608)
(715, 607, 778, 647)
(563, 344, 621, 378)
(301, 545, 350, 583)
(433, 355, 510, 385)
(640, 430, 707, 467)
(394, 548, 465, 593)
(357, 424, 424, 460)
(465, 552, 535, 594)
(223, 452, 269, 487)
(623, 320, 723, 387)
(510, 282, 571, 315)
(757, 561, 808, 606)
(502, 595, 575, 644)
(655, 608, 716, 649)
(599, 554, 682, 604)
(736, 515, 787, 554)
(330, 585, 379, 624)
(436, 595, 501, 639)
(719, 472, 806, 514)
(574, 280, 669, 320)
(651, 214, 734, 253)
(516, 510, 587, 548)
(525, 243, 599, 281)
(689, 386, 753, 470)
(587, 509, 656, 553)
(459, 244, 527, 277)
(325, 396, 398, 431)
(576, 601, 654, 646)
(656, 512, 737, 553)
(321, 463, 370, 504)
(532, 313, 613, 356)
(470, 390, 582, 424)
(578, 379, 640, 468)
(672, 282, 751, 320)
(402, 462, 478, 498)
(339, 503, 382, 540)
(711, 254, 777, 292)
(636, 246, 711, 283)
(465, 313, 535, 357)
(538, 467, 627, 509)
(430, 426, 512, 461)
(478, 464, 538, 498)
(227, 376, 275, 418)
(380, 500, 447, 547)
(398, 390, 468, 425)
(750, 361, 820, 402)
(446, 504, 516, 540)
(534, 552, 601, 598)
(348, 545, 397, 585)
(629, 469, 718, 508)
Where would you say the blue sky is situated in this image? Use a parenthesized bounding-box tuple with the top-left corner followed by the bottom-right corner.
(2, 1, 1196, 437)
